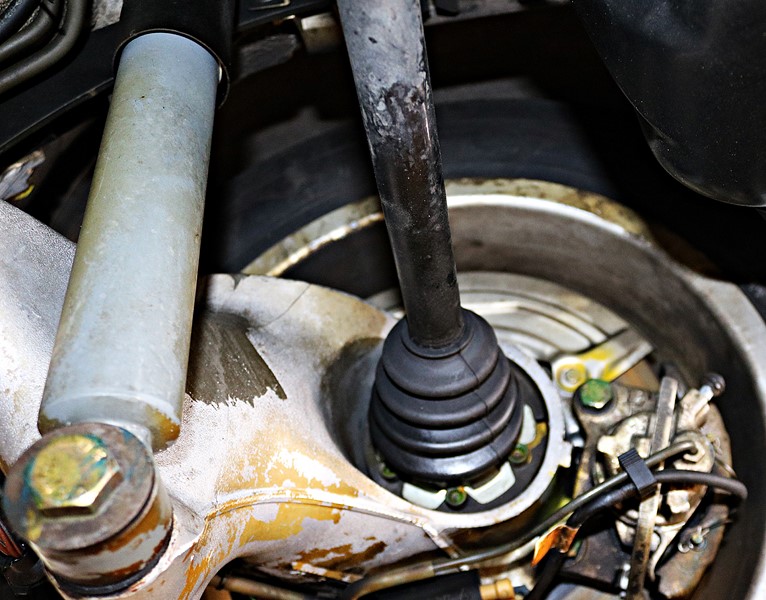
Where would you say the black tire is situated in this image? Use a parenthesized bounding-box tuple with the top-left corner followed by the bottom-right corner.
(205, 96, 766, 285)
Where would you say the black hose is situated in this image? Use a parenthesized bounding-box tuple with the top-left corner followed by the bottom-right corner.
(524, 470, 747, 600)
(0, 0, 40, 45)
(343, 441, 697, 600)
(433, 441, 699, 574)
(0, 0, 87, 97)
(0, 0, 61, 68)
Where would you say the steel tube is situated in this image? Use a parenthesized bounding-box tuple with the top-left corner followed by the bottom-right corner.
(38, 32, 219, 449)
(337, 0, 463, 348)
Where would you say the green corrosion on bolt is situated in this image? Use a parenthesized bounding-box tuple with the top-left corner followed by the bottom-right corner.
(24, 434, 123, 517)
(445, 487, 468, 507)
(510, 443, 530, 465)
(577, 379, 614, 410)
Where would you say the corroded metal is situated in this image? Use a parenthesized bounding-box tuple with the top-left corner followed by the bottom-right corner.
(243, 179, 653, 278)
(574, 377, 732, 590)
(626, 377, 677, 599)
(2, 423, 172, 591)
(552, 329, 653, 394)
(0, 181, 764, 599)
(27, 433, 123, 516)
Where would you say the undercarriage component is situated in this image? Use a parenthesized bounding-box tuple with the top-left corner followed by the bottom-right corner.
(1, 27, 221, 594)
(240, 178, 763, 599)
(626, 376, 677, 598)
(38, 31, 219, 449)
(0, 174, 762, 598)
(2, 423, 172, 594)
(571, 372, 734, 598)
(0, 0, 764, 596)
(338, 0, 534, 490)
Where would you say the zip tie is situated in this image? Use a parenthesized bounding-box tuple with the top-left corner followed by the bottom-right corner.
(618, 448, 657, 499)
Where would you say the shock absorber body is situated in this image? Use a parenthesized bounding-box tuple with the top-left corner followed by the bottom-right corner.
(4, 1, 234, 589)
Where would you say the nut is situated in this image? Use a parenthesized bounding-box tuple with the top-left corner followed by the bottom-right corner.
(701, 373, 726, 397)
(26, 434, 123, 517)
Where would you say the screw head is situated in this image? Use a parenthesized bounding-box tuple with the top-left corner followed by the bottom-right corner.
(25, 434, 122, 517)
(577, 379, 614, 410)
(556, 362, 588, 392)
(510, 443, 530, 465)
(689, 530, 707, 549)
(445, 487, 468, 507)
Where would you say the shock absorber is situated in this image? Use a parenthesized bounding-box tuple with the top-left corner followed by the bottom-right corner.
(3, 1, 235, 592)
(337, 0, 541, 490)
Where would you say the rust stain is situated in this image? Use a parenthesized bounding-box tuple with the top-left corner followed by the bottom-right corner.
(105, 559, 149, 581)
(214, 422, 360, 498)
(36, 414, 64, 436)
(37, 409, 180, 451)
(446, 178, 651, 239)
(180, 547, 216, 600)
(177, 499, 349, 600)
(315, 541, 387, 572)
(296, 543, 353, 563)
(290, 539, 389, 579)
(292, 561, 359, 583)
(238, 504, 341, 543)
(102, 492, 169, 552)
(148, 409, 181, 448)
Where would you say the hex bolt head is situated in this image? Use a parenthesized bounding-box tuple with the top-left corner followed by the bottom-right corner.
(2, 423, 171, 590)
(510, 443, 530, 465)
(445, 488, 468, 507)
(25, 434, 123, 517)
(577, 379, 614, 410)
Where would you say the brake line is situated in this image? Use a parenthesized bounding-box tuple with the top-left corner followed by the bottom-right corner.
(524, 469, 747, 600)
(342, 439, 699, 599)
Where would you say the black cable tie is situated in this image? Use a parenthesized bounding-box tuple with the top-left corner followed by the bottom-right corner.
(618, 448, 657, 498)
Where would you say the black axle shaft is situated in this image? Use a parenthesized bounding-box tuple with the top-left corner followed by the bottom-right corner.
(337, 0, 462, 350)
(338, 0, 535, 490)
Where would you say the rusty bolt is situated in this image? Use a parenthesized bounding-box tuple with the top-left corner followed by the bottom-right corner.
(445, 487, 468, 507)
(509, 443, 530, 465)
(701, 373, 726, 397)
(577, 379, 614, 410)
(25, 434, 123, 517)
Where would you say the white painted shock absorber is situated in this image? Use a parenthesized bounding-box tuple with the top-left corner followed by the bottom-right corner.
(39, 32, 220, 449)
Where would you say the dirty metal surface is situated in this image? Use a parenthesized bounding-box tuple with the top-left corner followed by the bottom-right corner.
(3, 423, 172, 589)
(2, 182, 766, 598)
(0, 200, 74, 473)
(626, 376, 677, 598)
(65, 272, 566, 600)
(39, 33, 219, 451)
(573, 378, 732, 595)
